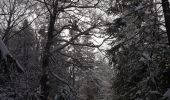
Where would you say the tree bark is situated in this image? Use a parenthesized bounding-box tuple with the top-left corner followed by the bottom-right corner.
(40, 2, 58, 100)
(162, 0, 170, 45)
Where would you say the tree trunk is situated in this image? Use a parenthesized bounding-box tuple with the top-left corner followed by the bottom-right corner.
(40, 5, 58, 100)
(162, 0, 170, 45)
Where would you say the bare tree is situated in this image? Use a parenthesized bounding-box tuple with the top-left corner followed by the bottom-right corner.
(0, 0, 37, 45)
(35, 0, 104, 99)
(161, 0, 170, 45)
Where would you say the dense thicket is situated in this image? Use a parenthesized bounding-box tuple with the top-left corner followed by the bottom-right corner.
(106, 0, 170, 99)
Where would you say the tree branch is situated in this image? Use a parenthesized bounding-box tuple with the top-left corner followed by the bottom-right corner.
(51, 24, 97, 53)
(49, 71, 76, 94)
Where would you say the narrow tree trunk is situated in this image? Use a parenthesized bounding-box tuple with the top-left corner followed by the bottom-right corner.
(40, 6, 58, 100)
(162, 0, 170, 45)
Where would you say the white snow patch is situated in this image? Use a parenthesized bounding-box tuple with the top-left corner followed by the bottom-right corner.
(163, 89, 170, 99)
(135, 3, 143, 11)
(0, 38, 24, 72)
(0, 38, 10, 60)
(142, 52, 151, 60)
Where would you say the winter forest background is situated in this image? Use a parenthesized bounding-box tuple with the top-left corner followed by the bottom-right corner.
(0, 0, 170, 100)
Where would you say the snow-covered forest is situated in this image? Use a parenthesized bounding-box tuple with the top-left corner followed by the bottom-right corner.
(0, 0, 170, 100)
